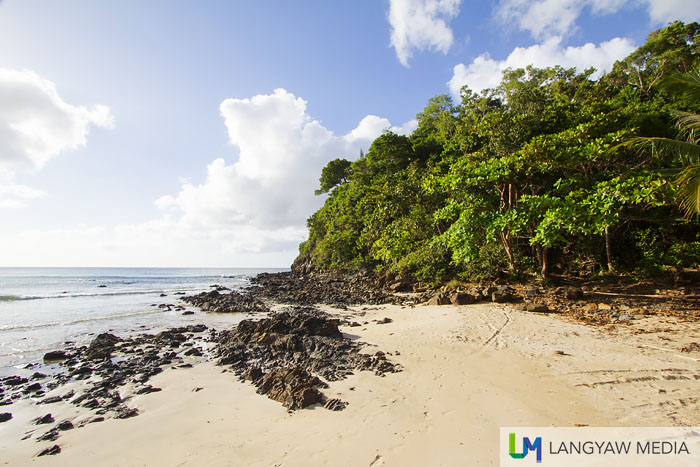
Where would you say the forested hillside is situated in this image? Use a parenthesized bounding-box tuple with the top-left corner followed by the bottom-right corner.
(297, 22, 700, 285)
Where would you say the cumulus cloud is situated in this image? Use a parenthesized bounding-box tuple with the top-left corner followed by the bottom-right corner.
(155, 88, 410, 253)
(388, 0, 462, 66)
(644, 0, 700, 25)
(448, 36, 636, 96)
(0, 68, 114, 209)
(0, 68, 114, 172)
(495, 0, 700, 40)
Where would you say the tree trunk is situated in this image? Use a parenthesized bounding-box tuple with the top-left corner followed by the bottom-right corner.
(541, 246, 549, 280)
(500, 232, 515, 271)
(604, 227, 614, 272)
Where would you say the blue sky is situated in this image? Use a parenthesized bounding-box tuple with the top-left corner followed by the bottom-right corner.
(0, 0, 698, 267)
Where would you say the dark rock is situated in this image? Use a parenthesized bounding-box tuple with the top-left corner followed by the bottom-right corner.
(565, 287, 584, 300)
(23, 382, 42, 393)
(3, 376, 28, 386)
(37, 429, 59, 441)
(324, 398, 348, 411)
(114, 407, 139, 419)
(37, 445, 61, 457)
(450, 292, 473, 305)
(31, 372, 48, 380)
(43, 351, 69, 363)
(38, 396, 63, 405)
(0, 412, 11, 422)
(524, 303, 550, 313)
(56, 420, 74, 431)
(33, 413, 54, 425)
(85, 333, 122, 360)
(244, 367, 264, 382)
(184, 347, 203, 357)
(135, 385, 162, 395)
(255, 367, 324, 409)
(182, 311, 195, 315)
(376, 317, 393, 324)
(491, 291, 510, 303)
(182, 290, 268, 314)
(428, 293, 450, 306)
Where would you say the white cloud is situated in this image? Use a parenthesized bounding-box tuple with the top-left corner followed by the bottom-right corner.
(388, 0, 462, 66)
(644, 0, 700, 25)
(495, 0, 700, 40)
(0, 68, 114, 172)
(155, 88, 410, 253)
(0, 172, 46, 209)
(448, 36, 636, 96)
(0, 68, 114, 209)
(0, 89, 410, 266)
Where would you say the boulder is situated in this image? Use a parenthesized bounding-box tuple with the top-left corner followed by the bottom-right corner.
(565, 287, 584, 300)
(491, 290, 510, 303)
(0, 412, 11, 423)
(524, 303, 550, 313)
(428, 293, 450, 306)
(450, 292, 473, 305)
(43, 351, 69, 363)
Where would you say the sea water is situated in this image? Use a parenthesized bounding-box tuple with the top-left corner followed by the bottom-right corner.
(0, 267, 286, 371)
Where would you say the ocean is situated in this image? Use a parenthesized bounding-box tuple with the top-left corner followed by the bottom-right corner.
(0, 267, 286, 372)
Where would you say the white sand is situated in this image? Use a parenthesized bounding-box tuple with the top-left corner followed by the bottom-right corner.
(2, 302, 698, 466)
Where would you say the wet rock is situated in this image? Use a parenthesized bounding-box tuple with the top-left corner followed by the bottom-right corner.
(37, 445, 61, 457)
(182, 290, 268, 314)
(43, 351, 69, 363)
(0, 412, 11, 422)
(3, 376, 28, 386)
(85, 333, 122, 360)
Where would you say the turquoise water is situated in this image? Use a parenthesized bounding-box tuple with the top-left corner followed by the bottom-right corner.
(0, 267, 286, 369)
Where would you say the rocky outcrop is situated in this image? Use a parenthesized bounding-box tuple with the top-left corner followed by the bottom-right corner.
(182, 290, 268, 314)
(215, 307, 400, 409)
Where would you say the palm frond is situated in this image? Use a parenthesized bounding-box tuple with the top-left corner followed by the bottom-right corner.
(676, 162, 700, 218)
(660, 71, 700, 100)
(671, 110, 700, 135)
(625, 136, 700, 163)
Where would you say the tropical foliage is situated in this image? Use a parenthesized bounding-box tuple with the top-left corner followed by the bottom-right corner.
(299, 22, 700, 283)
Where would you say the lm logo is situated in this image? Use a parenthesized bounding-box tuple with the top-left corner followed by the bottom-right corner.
(509, 432, 542, 463)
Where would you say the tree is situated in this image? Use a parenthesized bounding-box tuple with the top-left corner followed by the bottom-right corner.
(314, 158, 351, 195)
(629, 70, 700, 218)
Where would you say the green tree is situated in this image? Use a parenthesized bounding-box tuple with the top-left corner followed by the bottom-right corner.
(315, 158, 352, 195)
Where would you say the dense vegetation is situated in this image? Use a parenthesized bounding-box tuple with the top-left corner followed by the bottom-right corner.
(298, 22, 700, 285)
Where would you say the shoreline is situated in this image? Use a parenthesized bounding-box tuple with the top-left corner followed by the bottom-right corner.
(1, 293, 699, 465)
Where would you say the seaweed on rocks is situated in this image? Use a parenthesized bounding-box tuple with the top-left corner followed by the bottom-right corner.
(214, 307, 400, 410)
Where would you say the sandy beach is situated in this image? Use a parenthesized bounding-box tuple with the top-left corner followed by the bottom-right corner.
(2, 300, 698, 466)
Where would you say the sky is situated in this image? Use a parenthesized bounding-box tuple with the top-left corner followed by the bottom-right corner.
(0, 0, 698, 267)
